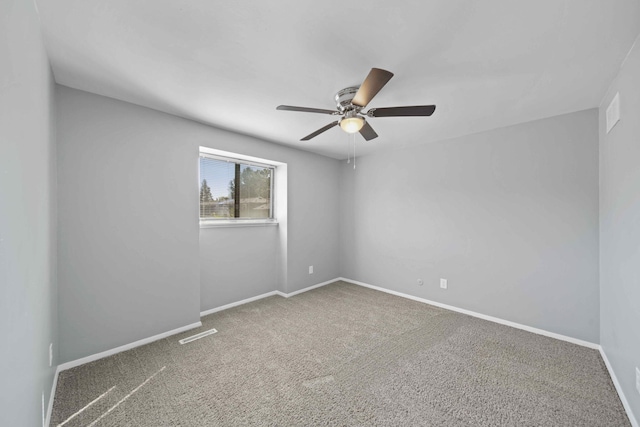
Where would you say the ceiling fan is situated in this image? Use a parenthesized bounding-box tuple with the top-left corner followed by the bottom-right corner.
(276, 68, 436, 141)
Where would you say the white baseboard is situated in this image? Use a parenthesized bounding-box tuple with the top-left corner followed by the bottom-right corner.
(46, 320, 201, 426)
(200, 291, 279, 317)
(200, 278, 340, 317)
(45, 365, 60, 427)
(280, 278, 340, 298)
(599, 347, 639, 427)
(338, 277, 600, 350)
(57, 279, 340, 376)
(57, 321, 202, 373)
(337, 279, 640, 422)
(45, 278, 636, 426)
(345, 275, 637, 425)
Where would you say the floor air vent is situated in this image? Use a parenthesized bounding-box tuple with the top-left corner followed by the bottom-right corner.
(179, 328, 218, 345)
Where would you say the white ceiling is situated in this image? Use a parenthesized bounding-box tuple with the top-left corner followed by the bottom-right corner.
(38, 0, 640, 159)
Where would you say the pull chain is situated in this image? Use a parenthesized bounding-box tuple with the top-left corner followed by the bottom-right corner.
(346, 133, 357, 169)
(353, 134, 356, 170)
(346, 132, 351, 164)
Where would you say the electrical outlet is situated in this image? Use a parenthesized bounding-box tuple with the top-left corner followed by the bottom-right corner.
(308, 265, 313, 274)
(417, 279, 423, 286)
(636, 367, 640, 395)
(49, 343, 53, 367)
(440, 278, 448, 289)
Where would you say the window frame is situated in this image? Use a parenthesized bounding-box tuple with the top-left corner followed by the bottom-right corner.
(199, 152, 277, 228)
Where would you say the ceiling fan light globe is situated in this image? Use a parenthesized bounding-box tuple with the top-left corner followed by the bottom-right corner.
(340, 117, 365, 134)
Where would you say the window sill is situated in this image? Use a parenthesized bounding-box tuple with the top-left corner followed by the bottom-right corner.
(200, 219, 278, 229)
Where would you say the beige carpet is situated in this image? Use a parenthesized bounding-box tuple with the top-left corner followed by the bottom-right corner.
(51, 281, 630, 426)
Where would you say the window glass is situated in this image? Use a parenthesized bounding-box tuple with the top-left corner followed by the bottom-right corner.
(199, 155, 273, 221)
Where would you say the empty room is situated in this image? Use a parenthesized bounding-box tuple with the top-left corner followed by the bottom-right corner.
(2, 1, 640, 426)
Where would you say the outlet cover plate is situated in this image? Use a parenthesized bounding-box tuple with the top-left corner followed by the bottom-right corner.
(308, 265, 313, 274)
(440, 278, 448, 289)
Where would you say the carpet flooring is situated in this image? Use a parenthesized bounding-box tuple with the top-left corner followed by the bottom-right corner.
(51, 281, 630, 426)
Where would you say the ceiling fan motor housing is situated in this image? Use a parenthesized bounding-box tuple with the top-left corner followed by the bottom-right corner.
(335, 86, 360, 112)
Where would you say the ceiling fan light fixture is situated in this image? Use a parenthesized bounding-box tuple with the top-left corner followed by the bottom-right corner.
(340, 116, 365, 134)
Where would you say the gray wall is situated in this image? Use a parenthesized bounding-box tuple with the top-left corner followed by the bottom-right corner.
(198, 124, 341, 308)
(56, 86, 341, 361)
(599, 36, 640, 421)
(57, 87, 201, 362)
(0, 1, 58, 425)
(200, 226, 279, 310)
(340, 110, 600, 343)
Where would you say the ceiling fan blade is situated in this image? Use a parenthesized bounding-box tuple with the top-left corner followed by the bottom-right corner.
(301, 121, 339, 141)
(351, 68, 394, 108)
(277, 105, 337, 115)
(359, 121, 378, 141)
(368, 105, 436, 117)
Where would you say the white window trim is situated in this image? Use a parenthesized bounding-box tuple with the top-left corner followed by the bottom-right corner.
(199, 152, 275, 170)
(199, 147, 282, 228)
(199, 218, 278, 228)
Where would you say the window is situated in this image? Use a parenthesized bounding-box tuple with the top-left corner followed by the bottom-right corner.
(199, 153, 275, 225)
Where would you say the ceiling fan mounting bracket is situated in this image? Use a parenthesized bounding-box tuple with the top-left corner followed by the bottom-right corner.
(335, 86, 362, 113)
